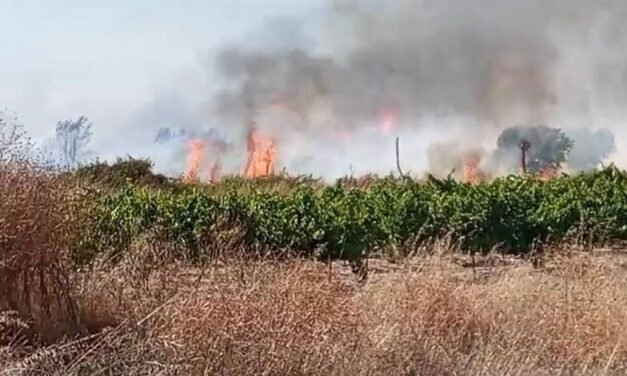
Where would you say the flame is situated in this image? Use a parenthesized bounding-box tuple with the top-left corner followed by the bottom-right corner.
(244, 127, 277, 178)
(208, 160, 222, 183)
(183, 138, 226, 183)
(184, 139, 205, 182)
(461, 153, 484, 185)
(538, 167, 557, 181)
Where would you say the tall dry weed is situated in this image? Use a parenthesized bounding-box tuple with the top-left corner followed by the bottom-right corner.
(0, 160, 80, 343)
(152, 259, 360, 375)
(4, 251, 627, 375)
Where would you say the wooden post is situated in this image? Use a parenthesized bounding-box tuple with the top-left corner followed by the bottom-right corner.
(396, 136, 406, 179)
(519, 139, 530, 174)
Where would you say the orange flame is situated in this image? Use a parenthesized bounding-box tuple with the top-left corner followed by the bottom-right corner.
(183, 139, 226, 183)
(207, 156, 222, 183)
(244, 127, 277, 178)
(462, 153, 484, 185)
(539, 167, 557, 181)
(184, 139, 205, 182)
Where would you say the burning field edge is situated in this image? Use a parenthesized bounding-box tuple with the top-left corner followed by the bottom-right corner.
(1, 134, 627, 375)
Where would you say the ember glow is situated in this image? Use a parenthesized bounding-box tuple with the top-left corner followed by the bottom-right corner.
(244, 126, 277, 178)
(378, 102, 399, 135)
(539, 167, 557, 181)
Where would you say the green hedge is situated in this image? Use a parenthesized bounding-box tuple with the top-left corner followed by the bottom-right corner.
(78, 167, 627, 264)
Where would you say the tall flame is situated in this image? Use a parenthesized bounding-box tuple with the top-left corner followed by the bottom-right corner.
(184, 139, 205, 182)
(183, 139, 225, 183)
(207, 160, 221, 182)
(244, 127, 277, 178)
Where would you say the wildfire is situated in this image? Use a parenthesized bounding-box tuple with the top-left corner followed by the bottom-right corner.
(461, 153, 485, 185)
(538, 167, 557, 181)
(183, 139, 225, 183)
(184, 139, 206, 182)
(208, 159, 222, 182)
(244, 126, 277, 178)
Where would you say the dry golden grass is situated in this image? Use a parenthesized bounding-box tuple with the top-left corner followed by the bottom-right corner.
(3, 248, 626, 375)
(0, 161, 82, 344)
(0, 136, 625, 374)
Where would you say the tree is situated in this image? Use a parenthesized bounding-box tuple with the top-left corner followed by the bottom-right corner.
(155, 126, 187, 144)
(55, 116, 92, 170)
(0, 110, 33, 163)
(497, 125, 574, 173)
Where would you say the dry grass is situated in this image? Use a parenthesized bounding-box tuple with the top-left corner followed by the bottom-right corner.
(0, 161, 82, 344)
(0, 137, 626, 374)
(2, 249, 626, 375)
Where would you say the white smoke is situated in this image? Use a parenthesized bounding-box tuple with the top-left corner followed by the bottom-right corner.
(143, 0, 627, 180)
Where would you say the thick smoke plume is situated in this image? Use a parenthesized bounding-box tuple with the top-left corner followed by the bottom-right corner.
(165, 0, 627, 180)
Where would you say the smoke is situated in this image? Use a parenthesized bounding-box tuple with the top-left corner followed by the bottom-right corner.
(159, 0, 627, 179)
(566, 128, 617, 171)
(427, 142, 486, 180)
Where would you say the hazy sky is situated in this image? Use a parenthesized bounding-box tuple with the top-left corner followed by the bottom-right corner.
(2, 0, 625, 177)
(0, 0, 324, 155)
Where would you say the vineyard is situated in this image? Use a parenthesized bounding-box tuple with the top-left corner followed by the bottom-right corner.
(3, 157, 627, 374)
(76, 161, 627, 267)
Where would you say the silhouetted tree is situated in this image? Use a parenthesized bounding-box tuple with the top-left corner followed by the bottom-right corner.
(55, 116, 92, 169)
(0, 110, 33, 162)
(497, 125, 574, 173)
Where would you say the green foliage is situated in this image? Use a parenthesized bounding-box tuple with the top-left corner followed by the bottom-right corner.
(76, 166, 627, 265)
(72, 157, 174, 189)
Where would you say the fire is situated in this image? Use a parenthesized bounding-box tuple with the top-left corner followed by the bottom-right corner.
(208, 159, 222, 182)
(184, 139, 205, 182)
(183, 139, 225, 183)
(538, 167, 557, 181)
(461, 153, 484, 185)
(244, 126, 277, 178)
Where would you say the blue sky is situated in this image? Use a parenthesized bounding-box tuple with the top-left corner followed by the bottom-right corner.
(0, 0, 325, 154)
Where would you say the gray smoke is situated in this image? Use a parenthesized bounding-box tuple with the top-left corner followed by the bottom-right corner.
(566, 128, 617, 171)
(188, 0, 627, 179)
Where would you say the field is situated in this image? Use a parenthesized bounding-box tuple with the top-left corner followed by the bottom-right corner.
(1, 158, 627, 375)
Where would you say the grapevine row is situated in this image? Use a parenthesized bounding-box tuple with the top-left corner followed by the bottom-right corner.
(77, 167, 627, 264)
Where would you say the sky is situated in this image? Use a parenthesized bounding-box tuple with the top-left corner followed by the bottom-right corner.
(0, 0, 324, 158)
